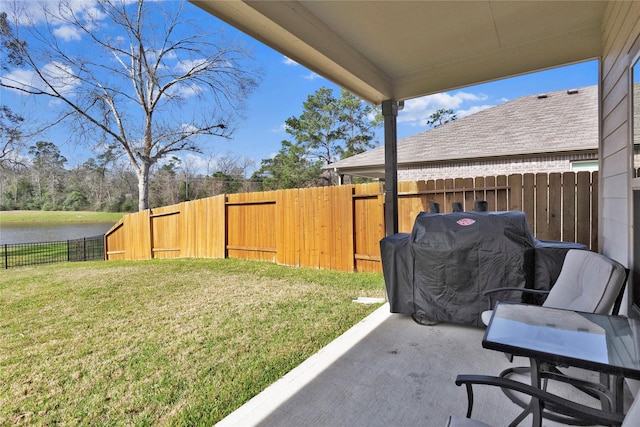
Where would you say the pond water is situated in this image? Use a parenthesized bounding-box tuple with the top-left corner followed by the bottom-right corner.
(0, 222, 116, 245)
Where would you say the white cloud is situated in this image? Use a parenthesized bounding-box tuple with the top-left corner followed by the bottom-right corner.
(82, 5, 107, 22)
(174, 59, 208, 74)
(182, 153, 211, 174)
(283, 56, 298, 66)
(398, 91, 490, 126)
(53, 25, 82, 41)
(41, 62, 80, 95)
(160, 153, 218, 175)
(180, 123, 199, 134)
(1, 1, 105, 40)
(0, 69, 36, 93)
(271, 123, 287, 133)
(1, 61, 80, 96)
(167, 82, 203, 98)
(0, 2, 54, 26)
(162, 50, 178, 60)
(282, 56, 325, 81)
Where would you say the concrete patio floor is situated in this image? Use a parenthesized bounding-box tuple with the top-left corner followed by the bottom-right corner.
(216, 303, 609, 427)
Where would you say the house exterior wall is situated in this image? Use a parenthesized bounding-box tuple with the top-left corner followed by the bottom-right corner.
(397, 153, 598, 181)
(601, 2, 640, 316)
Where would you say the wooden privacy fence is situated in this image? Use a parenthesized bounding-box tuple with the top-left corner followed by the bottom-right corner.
(105, 171, 598, 273)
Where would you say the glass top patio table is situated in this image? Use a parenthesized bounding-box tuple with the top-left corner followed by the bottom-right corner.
(483, 302, 640, 380)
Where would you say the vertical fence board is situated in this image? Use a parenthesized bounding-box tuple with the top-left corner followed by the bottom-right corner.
(430, 179, 444, 213)
(591, 171, 599, 252)
(416, 180, 429, 214)
(496, 175, 508, 211)
(577, 172, 591, 246)
(343, 185, 356, 272)
(535, 173, 549, 240)
(454, 178, 465, 210)
(285, 189, 296, 266)
(319, 187, 330, 269)
(444, 178, 455, 211)
(562, 172, 576, 244)
(276, 189, 287, 265)
(548, 173, 562, 241)
(508, 174, 523, 212)
(293, 189, 302, 266)
(485, 176, 496, 211)
(463, 177, 474, 211)
(354, 195, 365, 271)
(302, 188, 312, 268)
(330, 186, 340, 270)
(473, 177, 485, 212)
(213, 195, 227, 258)
(523, 174, 535, 233)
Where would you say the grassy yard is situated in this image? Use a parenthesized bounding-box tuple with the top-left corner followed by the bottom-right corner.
(0, 210, 124, 223)
(0, 258, 385, 426)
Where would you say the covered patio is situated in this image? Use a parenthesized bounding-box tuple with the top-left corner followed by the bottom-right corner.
(216, 304, 607, 426)
(192, 1, 640, 425)
(191, 0, 614, 236)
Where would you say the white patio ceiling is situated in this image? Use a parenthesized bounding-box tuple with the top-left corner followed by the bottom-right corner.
(191, 1, 608, 104)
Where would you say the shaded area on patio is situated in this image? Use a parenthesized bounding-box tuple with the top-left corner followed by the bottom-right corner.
(217, 303, 613, 426)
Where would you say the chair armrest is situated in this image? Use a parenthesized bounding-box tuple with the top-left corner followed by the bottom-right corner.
(483, 287, 550, 297)
(483, 287, 550, 310)
(454, 374, 625, 426)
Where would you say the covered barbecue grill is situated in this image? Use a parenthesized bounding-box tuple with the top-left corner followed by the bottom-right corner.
(380, 210, 585, 326)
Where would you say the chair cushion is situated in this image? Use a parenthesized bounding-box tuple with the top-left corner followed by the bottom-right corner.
(622, 395, 640, 427)
(481, 310, 493, 326)
(542, 250, 625, 314)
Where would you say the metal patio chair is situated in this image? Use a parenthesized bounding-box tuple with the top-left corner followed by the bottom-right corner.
(481, 249, 628, 326)
(478, 249, 628, 424)
(447, 374, 639, 427)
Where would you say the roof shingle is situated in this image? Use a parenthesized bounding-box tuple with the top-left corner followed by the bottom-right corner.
(327, 85, 598, 170)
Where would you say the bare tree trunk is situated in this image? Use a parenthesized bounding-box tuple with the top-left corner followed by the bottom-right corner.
(138, 162, 150, 211)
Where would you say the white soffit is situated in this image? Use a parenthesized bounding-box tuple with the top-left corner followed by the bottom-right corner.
(191, 1, 607, 104)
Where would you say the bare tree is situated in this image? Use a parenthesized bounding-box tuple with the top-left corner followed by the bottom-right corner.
(0, 12, 26, 168)
(0, 1, 260, 210)
(0, 105, 24, 167)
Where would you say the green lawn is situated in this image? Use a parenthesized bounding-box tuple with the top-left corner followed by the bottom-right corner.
(0, 258, 385, 426)
(0, 210, 124, 223)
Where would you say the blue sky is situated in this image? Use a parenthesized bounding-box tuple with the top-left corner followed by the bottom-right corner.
(1, 1, 599, 176)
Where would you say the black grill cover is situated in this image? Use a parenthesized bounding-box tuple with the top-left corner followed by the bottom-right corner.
(380, 233, 413, 313)
(380, 211, 585, 327)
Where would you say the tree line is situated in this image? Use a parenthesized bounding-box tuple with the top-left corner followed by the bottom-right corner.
(0, 139, 256, 212)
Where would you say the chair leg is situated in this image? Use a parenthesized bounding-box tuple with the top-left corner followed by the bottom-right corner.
(463, 382, 475, 418)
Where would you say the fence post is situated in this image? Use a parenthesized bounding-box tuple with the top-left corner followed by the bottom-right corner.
(4, 244, 7, 269)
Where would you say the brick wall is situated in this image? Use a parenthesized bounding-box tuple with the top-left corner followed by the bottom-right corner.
(397, 153, 597, 181)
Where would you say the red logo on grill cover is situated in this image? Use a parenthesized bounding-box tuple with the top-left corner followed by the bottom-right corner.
(457, 218, 476, 226)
